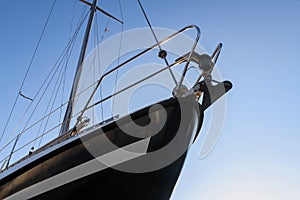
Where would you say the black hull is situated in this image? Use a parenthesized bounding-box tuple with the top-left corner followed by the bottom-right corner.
(0, 97, 203, 200)
(33, 152, 188, 200)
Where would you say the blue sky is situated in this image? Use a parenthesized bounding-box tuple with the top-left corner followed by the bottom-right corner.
(1, 0, 300, 199)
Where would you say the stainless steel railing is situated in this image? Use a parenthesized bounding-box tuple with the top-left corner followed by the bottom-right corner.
(0, 25, 201, 171)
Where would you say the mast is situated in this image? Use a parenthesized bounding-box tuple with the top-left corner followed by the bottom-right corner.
(60, 0, 98, 135)
(60, 0, 123, 135)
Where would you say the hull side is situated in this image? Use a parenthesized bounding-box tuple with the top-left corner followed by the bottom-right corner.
(0, 97, 202, 200)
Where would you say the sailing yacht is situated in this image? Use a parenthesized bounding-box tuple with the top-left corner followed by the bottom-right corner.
(0, 0, 232, 199)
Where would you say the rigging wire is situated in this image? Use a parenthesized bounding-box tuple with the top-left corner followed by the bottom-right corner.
(79, 13, 111, 124)
(100, 19, 111, 42)
(0, 68, 110, 157)
(93, 24, 97, 125)
(0, 59, 100, 156)
(94, 14, 106, 122)
(35, 61, 68, 149)
(60, 67, 67, 126)
(137, 0, 177, 86)
(21, 11, 89, 132)
(39, 69, 66, 148)
(33, 9, 91, 148)
(0, 0, 57, 143)
(72, 16, 101, 126)
(95, 17, 110, 122)
(111, 0, 124, 117)
(1, 10, 90, 157)
(59, 0, 77, 126)
(13, 1, 88, 149)
(59, 2, 88, 126)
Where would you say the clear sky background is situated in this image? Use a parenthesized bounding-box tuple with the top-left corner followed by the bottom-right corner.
(0, 0, 300, 200)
